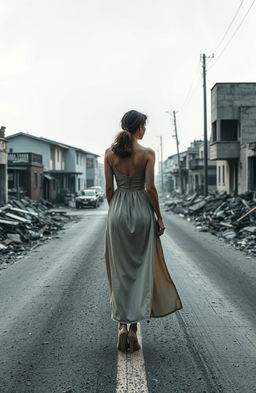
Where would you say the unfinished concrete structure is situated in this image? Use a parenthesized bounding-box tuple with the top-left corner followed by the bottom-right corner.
(210, 83, 256, 194)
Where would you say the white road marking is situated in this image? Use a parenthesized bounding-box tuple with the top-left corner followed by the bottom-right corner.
(116, 323, 149, 393)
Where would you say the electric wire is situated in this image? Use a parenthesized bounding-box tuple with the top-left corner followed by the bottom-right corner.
(213, 0, 245, 55)
(178, 2, 245, 112)
(179, 60, 201, 112)
(209, 0, 256, 70)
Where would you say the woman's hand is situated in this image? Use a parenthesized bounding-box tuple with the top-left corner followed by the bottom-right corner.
(157, 218, 165, 237)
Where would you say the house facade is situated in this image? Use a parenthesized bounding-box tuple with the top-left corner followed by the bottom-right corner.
(8, 152, 44, 200)
(210, 83, 256, 194)
(6, 132, 99, 202)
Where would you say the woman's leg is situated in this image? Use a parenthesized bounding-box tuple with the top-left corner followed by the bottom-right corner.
(129, 323, 137, 331)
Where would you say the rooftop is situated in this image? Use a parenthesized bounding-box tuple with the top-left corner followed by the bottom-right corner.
(6, 132, 99, 157)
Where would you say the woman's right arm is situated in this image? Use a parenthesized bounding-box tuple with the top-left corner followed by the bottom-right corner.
(104, 149, 114, 205)
(145, 149, 165, 235)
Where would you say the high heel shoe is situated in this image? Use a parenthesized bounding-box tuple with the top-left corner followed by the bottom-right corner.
(117, 326, 128, 352)
(127, 328, 141, 352)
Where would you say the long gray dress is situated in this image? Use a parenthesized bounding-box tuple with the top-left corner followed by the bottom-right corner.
(104, 168, 182, 323)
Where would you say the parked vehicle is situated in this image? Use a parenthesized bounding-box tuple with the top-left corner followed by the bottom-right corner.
(88, 186, 105, 202)
(75, 189, 100, 208)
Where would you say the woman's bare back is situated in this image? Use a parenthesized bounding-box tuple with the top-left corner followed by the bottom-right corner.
(106, 144, 151, 177)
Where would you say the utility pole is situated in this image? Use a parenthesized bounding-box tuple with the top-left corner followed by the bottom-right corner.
(201, 53, 208, 196)
(173, 111, 184, 194)
(157, 136, 164, 193)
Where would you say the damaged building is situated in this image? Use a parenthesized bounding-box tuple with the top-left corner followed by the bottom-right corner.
(210, 83, 256, 195)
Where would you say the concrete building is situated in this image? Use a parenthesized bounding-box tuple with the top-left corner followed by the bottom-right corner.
(0, 127, 8, 205)
(6, 132, 99, 202)
(210, 83, 256, 194)
(186, 140, 216, 194)
(164, 140, 216, 194)
(163, 151, 187, 193)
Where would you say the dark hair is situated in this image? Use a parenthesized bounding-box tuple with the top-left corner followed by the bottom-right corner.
(111, 110, 147, 158)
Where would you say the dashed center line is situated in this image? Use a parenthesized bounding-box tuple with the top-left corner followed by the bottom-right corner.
(116, 324, 149, 393)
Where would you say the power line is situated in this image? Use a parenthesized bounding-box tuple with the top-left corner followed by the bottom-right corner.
(209, 0, 256, 70)
(178, 2, 245, 112)
(179, 60, 201, 112)
(213, 0, 245, 55)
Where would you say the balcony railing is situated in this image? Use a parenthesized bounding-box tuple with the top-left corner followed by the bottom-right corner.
(8, 152, 43, 166)
(189, 159, 216, 169)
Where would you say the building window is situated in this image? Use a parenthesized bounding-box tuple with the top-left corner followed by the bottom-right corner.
(57, 149, 60, 162)
(9, 148, 13, 153)
(78, 178, 81, 190)
(222, 165, 225, 185)
(208, 175, 216, 186)
(218, 166, 221, 185)
(220, 120, 238, 141)
(86, 158, 94, 168)
(212, 121, 217, 142)
(34, 172, 38, 188)
(248, 156, 256, 191)
(76, 153, 79, 165)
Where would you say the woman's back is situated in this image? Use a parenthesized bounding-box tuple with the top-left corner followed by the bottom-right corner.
(107, 144, 150, 177)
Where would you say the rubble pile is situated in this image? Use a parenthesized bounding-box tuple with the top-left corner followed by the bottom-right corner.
(164, 191, 256, 257)
(0, 197, 74, 267)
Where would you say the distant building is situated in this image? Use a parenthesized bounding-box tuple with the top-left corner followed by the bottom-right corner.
(186, 140, 216, 194)
(0, 126, 8, 205)
(210, 83, 256, 194)
(164, 140, 216, 194)
(96, 162, 105, 190)
(6, 132, 99, 202)
(163, 151, 187, 193)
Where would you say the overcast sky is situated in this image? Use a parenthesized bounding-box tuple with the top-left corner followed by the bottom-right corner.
(1, 0, 256, 164)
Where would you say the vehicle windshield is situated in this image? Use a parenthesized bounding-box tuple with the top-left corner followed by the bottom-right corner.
(81, 190, 95, 196)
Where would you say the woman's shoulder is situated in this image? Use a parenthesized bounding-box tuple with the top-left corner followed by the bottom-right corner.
(105, 147, 114, 160)
(137, 145, 155, 156)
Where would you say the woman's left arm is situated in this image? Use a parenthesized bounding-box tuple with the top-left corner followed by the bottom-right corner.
(104, 149, 114, 205)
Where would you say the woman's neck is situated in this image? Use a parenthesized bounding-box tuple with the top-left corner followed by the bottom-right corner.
(132, 135, 139, 144)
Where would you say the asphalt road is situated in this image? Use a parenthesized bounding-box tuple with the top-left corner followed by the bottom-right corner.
(0, 202, 255, 393)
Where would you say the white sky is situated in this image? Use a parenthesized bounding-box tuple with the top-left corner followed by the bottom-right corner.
(1, 0, 256, 164)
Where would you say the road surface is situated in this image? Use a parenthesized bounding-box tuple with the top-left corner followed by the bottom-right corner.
(0, 202, 255, 393)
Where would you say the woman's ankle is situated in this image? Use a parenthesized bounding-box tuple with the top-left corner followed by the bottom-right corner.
(130, 323, 137, 332)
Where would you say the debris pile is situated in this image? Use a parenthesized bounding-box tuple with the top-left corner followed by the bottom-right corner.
(164, 191, 256, 257)
(0, 197, 74, 267)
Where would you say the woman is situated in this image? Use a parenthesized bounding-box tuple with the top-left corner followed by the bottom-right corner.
(104, 110, 182, 352)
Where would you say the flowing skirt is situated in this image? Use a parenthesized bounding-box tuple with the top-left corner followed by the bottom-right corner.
(104, 189, 182, 323)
